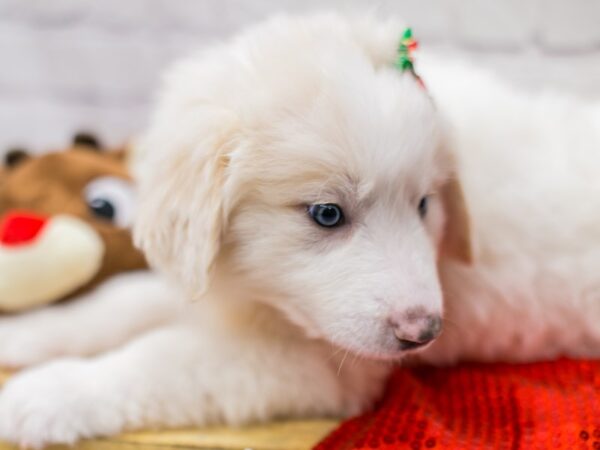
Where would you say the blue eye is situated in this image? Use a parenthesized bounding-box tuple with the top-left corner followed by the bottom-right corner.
(418, 196, 428, 218)
(308, 203, 344, 228)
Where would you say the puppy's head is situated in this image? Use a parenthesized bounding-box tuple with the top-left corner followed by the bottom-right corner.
(135, 13, 471, 360)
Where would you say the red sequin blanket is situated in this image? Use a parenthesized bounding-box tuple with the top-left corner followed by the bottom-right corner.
(315, 359, 600, 450)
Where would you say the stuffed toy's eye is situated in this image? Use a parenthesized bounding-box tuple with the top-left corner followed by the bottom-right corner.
(418, 196, 429, 218)
(88, 198, 116, 221)
(308, 203, 344, 228)
(85, 177, 135, 227)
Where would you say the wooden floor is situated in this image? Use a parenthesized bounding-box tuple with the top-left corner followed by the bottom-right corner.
(0, 370, 338, 450)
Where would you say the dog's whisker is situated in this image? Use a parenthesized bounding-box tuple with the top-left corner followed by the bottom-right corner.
(327, 346, 345, 362)
(337, 349, 350, 376)
(350, 351, 361, 368)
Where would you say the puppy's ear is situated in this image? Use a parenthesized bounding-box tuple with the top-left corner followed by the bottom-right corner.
(440, 176, 472, 264)
(134, 110, 238, 298)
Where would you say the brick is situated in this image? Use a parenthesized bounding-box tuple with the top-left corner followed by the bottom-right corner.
(537, 0, 600, 51)
(0, 24, 48, 97)
(0, 99, 148, 152)
(82, 0, 161, 31)
(377, 0, 452, 42)
(151, 0, 236, 37)
(434, 46, 600, 99)
(0, 0, 87, 27)
(451, 0, 537, 50)
(0, 21, 180, 105)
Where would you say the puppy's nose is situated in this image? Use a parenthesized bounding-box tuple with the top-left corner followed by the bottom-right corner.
(390, 308, 442, 351)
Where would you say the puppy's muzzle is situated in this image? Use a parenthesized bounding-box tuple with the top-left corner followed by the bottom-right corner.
(390, 308, 442, 351)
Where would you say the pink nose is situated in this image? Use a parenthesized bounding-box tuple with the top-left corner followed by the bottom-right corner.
(389, 308, 442, 351)
(0, 211, 48, 246)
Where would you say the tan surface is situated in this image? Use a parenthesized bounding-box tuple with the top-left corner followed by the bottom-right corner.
(0, 369, 338, 450)
(0, 370, 11, 385)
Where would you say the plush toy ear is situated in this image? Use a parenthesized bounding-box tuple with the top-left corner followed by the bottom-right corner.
(440, 176, 473, 264)
(73, 132, 102, 150)
(134, 108, 238, 298)
(4, 148, 30, 168)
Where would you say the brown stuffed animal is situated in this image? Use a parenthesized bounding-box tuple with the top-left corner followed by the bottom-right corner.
(0, 133, 147, 313)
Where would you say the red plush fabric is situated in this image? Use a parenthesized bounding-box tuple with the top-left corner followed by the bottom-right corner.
(0, 211, 47, 246)
(315, 359, 600, 450)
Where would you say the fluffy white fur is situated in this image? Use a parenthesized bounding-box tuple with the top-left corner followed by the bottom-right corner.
(419, 58, 600, 363)
(0, 272, 178, 369)
(1, 12, 600, 448)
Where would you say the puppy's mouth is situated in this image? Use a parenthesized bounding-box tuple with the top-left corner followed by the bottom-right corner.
(365, 343, 435, 362)
(328, 335, 438, 363)
(328, 321, 441, 362)
(397, 338, 434, 352)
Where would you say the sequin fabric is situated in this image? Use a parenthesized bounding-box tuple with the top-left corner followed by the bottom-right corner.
(315, 359, 600, 450)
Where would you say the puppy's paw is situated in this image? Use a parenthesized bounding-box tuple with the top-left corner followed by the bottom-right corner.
(0, 360, 122, 448)
(0, 322, 60, 368)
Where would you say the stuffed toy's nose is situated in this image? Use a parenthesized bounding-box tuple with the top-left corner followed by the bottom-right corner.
(0, 211, 48, 246)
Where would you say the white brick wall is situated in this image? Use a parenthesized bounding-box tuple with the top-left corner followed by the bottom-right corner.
(0, 0, 599, 153)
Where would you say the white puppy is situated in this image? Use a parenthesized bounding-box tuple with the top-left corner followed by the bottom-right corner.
(1, 12, 600, 448)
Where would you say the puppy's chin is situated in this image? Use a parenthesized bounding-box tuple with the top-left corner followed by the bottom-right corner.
(373, 342, 437, 362)
(332, 338, 436, 363)
(268, 302, 435, 362)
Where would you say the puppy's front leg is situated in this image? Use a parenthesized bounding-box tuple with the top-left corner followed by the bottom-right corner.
(0, 322, 353, 448)
(0, 272, 178, 369)
(0, 325, 204, 448)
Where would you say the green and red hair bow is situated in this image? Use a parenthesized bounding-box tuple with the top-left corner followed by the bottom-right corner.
(394, 28, 425, 89)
